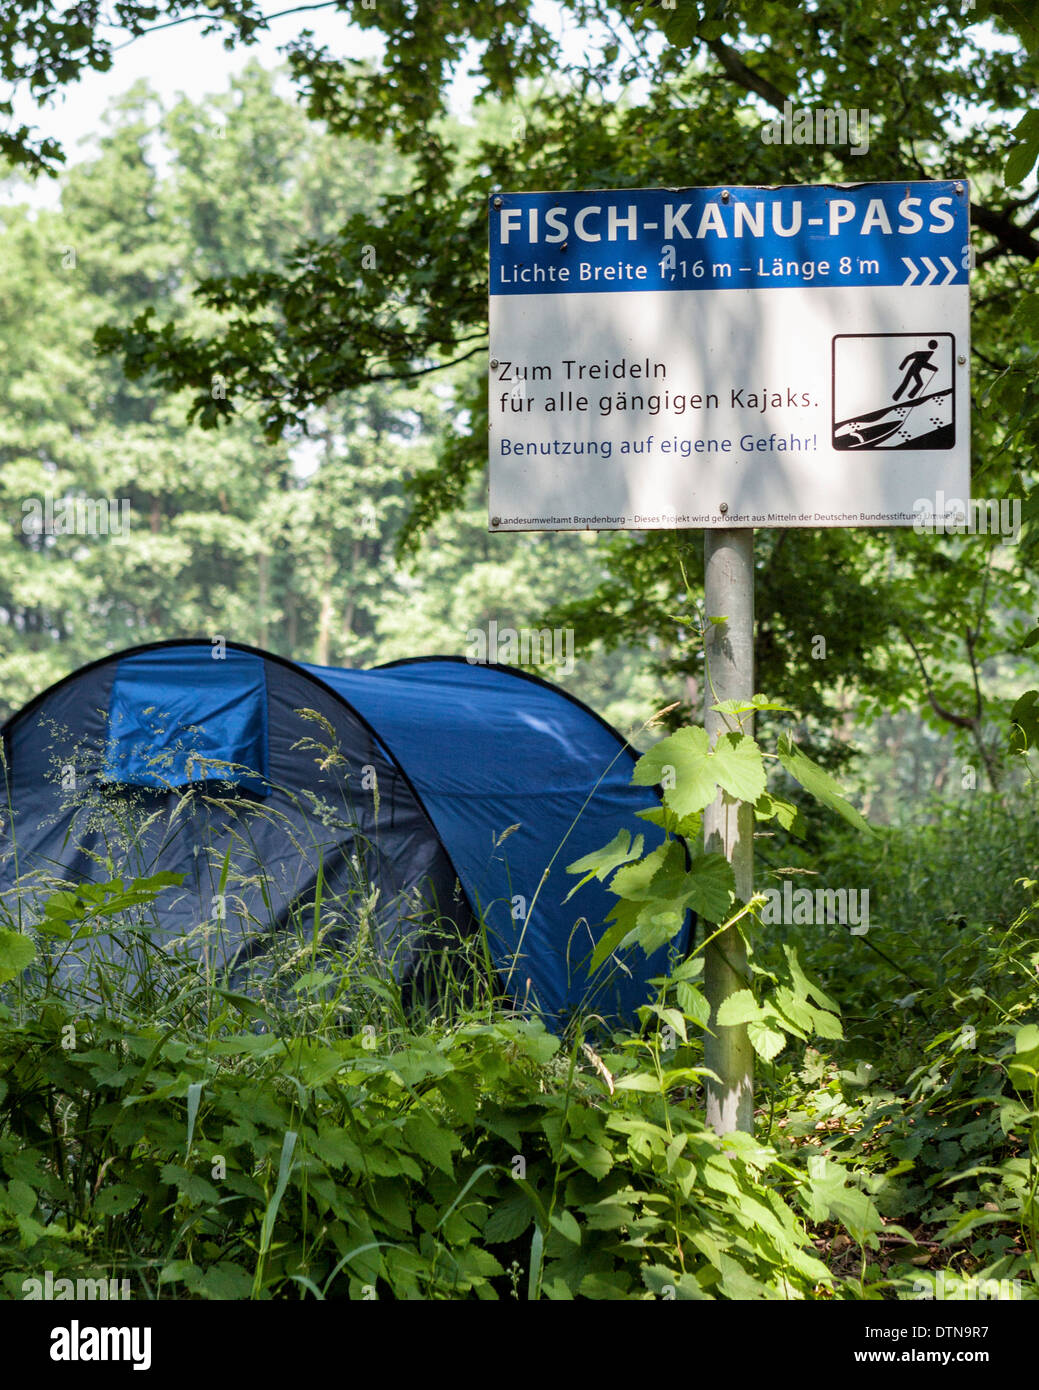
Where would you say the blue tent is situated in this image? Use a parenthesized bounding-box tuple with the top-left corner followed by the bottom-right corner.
(0, 641, 688, 1022)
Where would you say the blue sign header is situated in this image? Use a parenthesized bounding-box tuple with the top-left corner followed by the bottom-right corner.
(489, 182, 969, 294)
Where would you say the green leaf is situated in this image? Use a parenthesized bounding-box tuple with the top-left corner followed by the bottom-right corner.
(808, 1007, 843, 1041)
(158, 1163, 221, 1205)
(772, 983, 842, 1042)
(782, 944, 842, 1016)
(4, 1178, 37, 1217)
(675, 981, 711, 1029)
(564, 1141, 613, 1180)
(711, 694, 794, 716)
(528, 1223, 545, 1301)
(747, 1018, 787, 1061)
(771, 985, 815, 1034)
(294, 1043, 349, 1088)
(565, 828, 644, 900)
(1010, 690, 1039, 753)
(669, 955, 704, 981)
(777, 735, 872, 833)
(436, 1071, 478, 1127)
(633, 899, 687, 955)
(715, 989, 764, 1026)
(402, 1111, 458, 1176)
(1006, 110, 1039, 185)
(0, 929, 36, 982)
(710, 731, 767, 803)
(185, 1080, 204, 1158)
(39, 873, 184, 928)
(208, 1033, 284, 1058)
(655, 1004, 688, 1043)
(311, 1125, 365, 1172)
(211, 989, 276, 1028)
(1007, 1023, 1039, 1090)
(94, 1183, 141, 1218)
(799, 1157, 883, 1249)
(580, 1191, 640, 1231)
(613, 1071, 666, 1092)
(589, 909, 638, 975)
(632, 726, 716, 818)
(198, 1262, 252, 1300)
(633, 727, 766, 822)
(715, 1252, 774, 1300)
(485, 1191, 534, 1243)
(32, 908, 73, 939)
(255, 1130, 298, 1291)
(610, 841, 687, 902)
(683, 852, 736, 923)
(550, 1208, 581, 1244)
(158, 1260, 196, 1288)
(755, 792, 807, 837)
(636, 804, 703, 839)
(1006, 141, 1039, 187)
(642, 1264, 710, 1300)
(371, 1179, 412, 1232)
(292, 970, 336, 994)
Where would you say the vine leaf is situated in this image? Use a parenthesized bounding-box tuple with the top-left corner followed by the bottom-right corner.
(777, 735, 872, 834)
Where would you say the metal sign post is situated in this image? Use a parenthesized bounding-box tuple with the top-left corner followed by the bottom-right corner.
(488, 181, 971, 1135)
(702, 528, 755, 1135)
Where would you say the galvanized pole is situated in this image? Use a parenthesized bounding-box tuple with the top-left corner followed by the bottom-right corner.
(702, 528, 755, 1135)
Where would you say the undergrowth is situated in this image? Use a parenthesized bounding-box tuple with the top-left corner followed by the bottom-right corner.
(0, 733, 1036, 1299)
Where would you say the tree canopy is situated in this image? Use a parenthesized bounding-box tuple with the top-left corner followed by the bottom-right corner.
(2, 0, 1038, 772)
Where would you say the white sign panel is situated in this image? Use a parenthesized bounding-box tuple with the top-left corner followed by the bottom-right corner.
(488, 182, 970, 530)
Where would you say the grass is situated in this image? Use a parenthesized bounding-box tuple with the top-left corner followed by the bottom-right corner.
(0, 733, 1037, 1298)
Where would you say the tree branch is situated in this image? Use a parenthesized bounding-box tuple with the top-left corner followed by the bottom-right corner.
(901, 629, 975, 730)
(702, 35, 1039, 264)
(110, 3, 341, 51)
(971, 202, 1039, 263)
(367, 342, 487, 383)
(703, 37, 788, 110)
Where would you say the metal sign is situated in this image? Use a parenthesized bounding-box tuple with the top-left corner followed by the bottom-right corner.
(488, 181, 971, 531)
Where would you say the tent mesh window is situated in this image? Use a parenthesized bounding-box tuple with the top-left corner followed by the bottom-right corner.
(102, 648, 270, 796)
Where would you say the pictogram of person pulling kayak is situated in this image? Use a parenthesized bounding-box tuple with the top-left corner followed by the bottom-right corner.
(832, 331, 954, 449)
(892, 339, 940, 401)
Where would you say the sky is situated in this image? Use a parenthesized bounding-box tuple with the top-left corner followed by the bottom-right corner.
(3, 1, 587, 206)
(5, 6, 380, 203)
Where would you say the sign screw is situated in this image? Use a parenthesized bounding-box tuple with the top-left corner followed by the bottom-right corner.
(490, 359, 499, 369)
(491, 516, 501, 527)
(721, 190, 730, 202)
(957, 354, 966, 365)
(493, 196, 503, 208)
(955, 183, 964, 195)
(719, 502, 729, 514)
